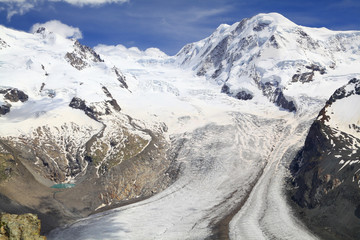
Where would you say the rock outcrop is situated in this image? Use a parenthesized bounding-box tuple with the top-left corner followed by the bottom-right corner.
(0, 213, 45, 240)
(0, 105, 10, 116)
(3, 89, 28, 103)
(0, 38, 9, 50)
(112, 67, 128, 89)
(65, 40, 103, 70)
(289, 78, 360, 240)
(0, 88, 28, 116)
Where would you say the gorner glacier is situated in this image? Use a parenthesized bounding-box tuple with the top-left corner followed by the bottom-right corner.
(0, 13, 359, 240)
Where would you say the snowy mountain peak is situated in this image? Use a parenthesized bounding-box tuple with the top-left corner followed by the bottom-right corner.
(0, 12, 360, 239)
(247, 12, 296, 31)
(34, 26, 46, 34)
(65, 40, 104, 70)
(176, 13, 360, 113)
(207, 13, 295, 41)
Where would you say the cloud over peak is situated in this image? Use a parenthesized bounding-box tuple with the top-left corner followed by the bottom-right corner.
(53, 0, 129, 6)
(0, 0, 129, 20)
(30, 20, 83, 39)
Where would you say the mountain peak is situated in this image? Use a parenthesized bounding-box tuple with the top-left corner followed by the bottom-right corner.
(251, 12, 295, 26)
(176, 12, 360, 112)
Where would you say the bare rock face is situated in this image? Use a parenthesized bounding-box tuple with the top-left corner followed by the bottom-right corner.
(221, 85, 254, 100)
(65, 52, 87, 70)
(112, 67, 128, 89)
(65, 40, 104, 70)
(0, 105, 11, 116)
(292, 72, 314, 83)
(260, 82, 296, 112)
(289, 79, 360, 240)
(0, 213, 45, 240)
(235, 91, 253, 100)
(69, 97, 98, 120)
(292, 64, 326, 83)
(273, 88, 296, 112)
(0, 88, 28, 116)
(69, 95, 121, 121)
(1, 89, 28, 103)
(102, 87, 121, 111)
(0, 38, 9, 50)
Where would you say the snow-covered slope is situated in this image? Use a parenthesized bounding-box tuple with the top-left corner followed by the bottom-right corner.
(0, 24, 154, 181)
(176, 13, 360, 112)
(0, 12, 360, 240)
(319, 78, 360, 138)
(0, 24, 173, 231)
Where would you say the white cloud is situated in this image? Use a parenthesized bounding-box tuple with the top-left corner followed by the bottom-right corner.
(0, 0, 36, 21)
(30, 20, 83, 39)
(0, 0, 129, 20)
(95, 44, 167, 59)
(49, 0, 129, 6)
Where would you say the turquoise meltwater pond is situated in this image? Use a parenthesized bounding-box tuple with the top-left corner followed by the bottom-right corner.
(51, 183, 75, 189)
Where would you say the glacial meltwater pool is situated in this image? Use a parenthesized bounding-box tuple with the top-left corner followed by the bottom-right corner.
(51, 183, 75, 189)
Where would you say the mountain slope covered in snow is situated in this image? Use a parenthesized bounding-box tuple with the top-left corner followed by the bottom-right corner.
(176, 13, 360, 112)
(0, 12, 359, 239)
(0, 24, 174, 232)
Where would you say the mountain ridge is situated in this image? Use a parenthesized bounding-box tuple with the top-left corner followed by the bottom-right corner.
(175, 12, 360, 112)
(0, 12, 359, 239)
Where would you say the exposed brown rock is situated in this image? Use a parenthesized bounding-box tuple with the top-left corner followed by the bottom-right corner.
(0, 213, 46, 240)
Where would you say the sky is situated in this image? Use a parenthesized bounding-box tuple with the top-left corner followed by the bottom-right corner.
(0, 0, 360, 55)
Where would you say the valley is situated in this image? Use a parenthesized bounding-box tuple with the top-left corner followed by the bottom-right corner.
(0, 13, 359, 239)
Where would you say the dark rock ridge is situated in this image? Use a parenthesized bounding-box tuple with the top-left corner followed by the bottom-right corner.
(235, 91, 253, 100)
(221, 84, 253, 100)
(292, 72, 314, 83)
(102, 86, 122, 112)
(106, 99, 121, 112)
(220, 84, 231, 95)
(0, 38, 9, 50)
(292, 64, 326, 83)
(259, 82, 296, 112)
(289, 78, 360, 240)
(35, 27, 46, 34)
(326, 78, 360, 105)
(112, 67, 128, 89)
(65, 40, 104, 70)
(0, 213, 45, 240)
(0, 88, 28, 116)
(41, 64, 49, 76)
(0, 104, 11, 116)
(39, 83, 55, 98)
(3, 89, 29, 103)
(273, 88, 296, 112)
(69, 97, 97, 120)
(269, 35, 280, 49)
(69, 94, 121, 121)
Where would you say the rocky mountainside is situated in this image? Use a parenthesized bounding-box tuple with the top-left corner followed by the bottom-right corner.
(0, 24, 174, 233)
(0, 13, 359, 239)
(176, 13, 360, 112)
(290, 78, 360, 240)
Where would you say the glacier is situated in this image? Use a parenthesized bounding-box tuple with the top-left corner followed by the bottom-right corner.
(0, 12, 359, 239)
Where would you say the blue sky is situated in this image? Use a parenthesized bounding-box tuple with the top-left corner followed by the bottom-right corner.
(1, 0, 360, 55)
